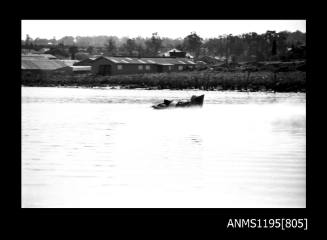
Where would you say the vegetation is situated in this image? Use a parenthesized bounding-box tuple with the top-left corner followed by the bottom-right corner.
(22, 70, 305, 92)
(22, 30, 306, 61)
(183, 32, 203, 58)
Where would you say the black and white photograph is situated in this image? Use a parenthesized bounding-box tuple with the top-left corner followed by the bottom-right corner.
(21, 20, 306, 208)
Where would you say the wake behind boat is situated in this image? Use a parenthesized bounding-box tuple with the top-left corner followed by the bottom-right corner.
(152, 95, 204, 109)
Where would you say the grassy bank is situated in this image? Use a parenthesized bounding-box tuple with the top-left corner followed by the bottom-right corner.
(22, 70, 306, 92)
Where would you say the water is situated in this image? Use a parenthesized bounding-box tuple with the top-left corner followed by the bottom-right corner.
(22, 87, 306, 208)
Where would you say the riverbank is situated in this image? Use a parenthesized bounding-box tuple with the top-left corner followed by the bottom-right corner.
(22, 70, 306, 92)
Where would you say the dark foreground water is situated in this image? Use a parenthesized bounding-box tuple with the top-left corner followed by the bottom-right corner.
(22, 87, 306, 208)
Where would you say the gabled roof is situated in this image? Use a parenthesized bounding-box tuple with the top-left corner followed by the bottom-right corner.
(98, 56, 195, 65)
(22, 59, 68, 70)
(75, 57, 96, 63)
(22, 53, 57, 59)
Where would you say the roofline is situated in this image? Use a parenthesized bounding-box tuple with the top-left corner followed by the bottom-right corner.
(94, 56, 195, 64)
(100, 55, 193, 58)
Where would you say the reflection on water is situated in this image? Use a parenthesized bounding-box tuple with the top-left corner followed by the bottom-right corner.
(22, 87, 306, 208)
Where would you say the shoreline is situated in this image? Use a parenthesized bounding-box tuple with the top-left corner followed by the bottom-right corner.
(21, 84, 306, 94)
(21, 70, 306, 93)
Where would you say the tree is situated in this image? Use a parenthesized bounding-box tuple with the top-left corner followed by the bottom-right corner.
(276, 31, 288, 57)
(183, 32, 203, 58)
(123, 38, 137, 55)
(105, 37, 117, 56)
(175, 43, 185, 51)
(33, 37, 50, 46)
(263, 31, 278, 60)
(75, 52, 90, 60)
(271, 39, 277, 56)
(58, 36, 75, 46)
(21, 31, 305, 62)
(161, 37, 183, 51)
(203, 38, 220, 56)
(225, 34, 232, 62)
(76, 36, 92, 47)
(286, 30, 306, 47)
(45, 47, 69, 59)
(86, 46, 94, 54)
(49, 37, 57, 46)
(24, 34, 34, 49)
(58, 43, 65, 49)
(68, 45, 79, 60)
(144, 33, 163, 56)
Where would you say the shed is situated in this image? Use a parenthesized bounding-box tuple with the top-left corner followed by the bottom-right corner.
(21, 59, 68, 82)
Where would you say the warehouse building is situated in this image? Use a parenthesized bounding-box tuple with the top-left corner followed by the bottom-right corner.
(91, 56, 195, 76)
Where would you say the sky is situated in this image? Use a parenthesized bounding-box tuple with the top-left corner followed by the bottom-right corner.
(21, 20, 306, 40)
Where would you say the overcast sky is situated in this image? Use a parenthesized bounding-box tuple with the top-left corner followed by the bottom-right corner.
(22, 20, 306, 40)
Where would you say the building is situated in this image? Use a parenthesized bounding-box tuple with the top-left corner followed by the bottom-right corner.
(60, 60, 80, 66)
(21, 59, 69, 81)
(160, 48, 193, 59)
(90, 56, 195, 76)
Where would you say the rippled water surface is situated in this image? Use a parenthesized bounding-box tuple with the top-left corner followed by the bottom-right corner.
(22, 87, 306, 208)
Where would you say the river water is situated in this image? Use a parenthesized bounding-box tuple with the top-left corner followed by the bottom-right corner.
(21, 87, 306, 208)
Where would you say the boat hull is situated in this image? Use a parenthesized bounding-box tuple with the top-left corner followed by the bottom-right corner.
(152, 95, 204, 109)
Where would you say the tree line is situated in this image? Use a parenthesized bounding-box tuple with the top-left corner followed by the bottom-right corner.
(22, 30, 305, 61)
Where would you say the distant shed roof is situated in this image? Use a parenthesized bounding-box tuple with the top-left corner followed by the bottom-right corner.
(73, 57, 96, 66)
(22, 59, 68, 70)
(60, 60, 80, 66)
(71, 66, 91, 71)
